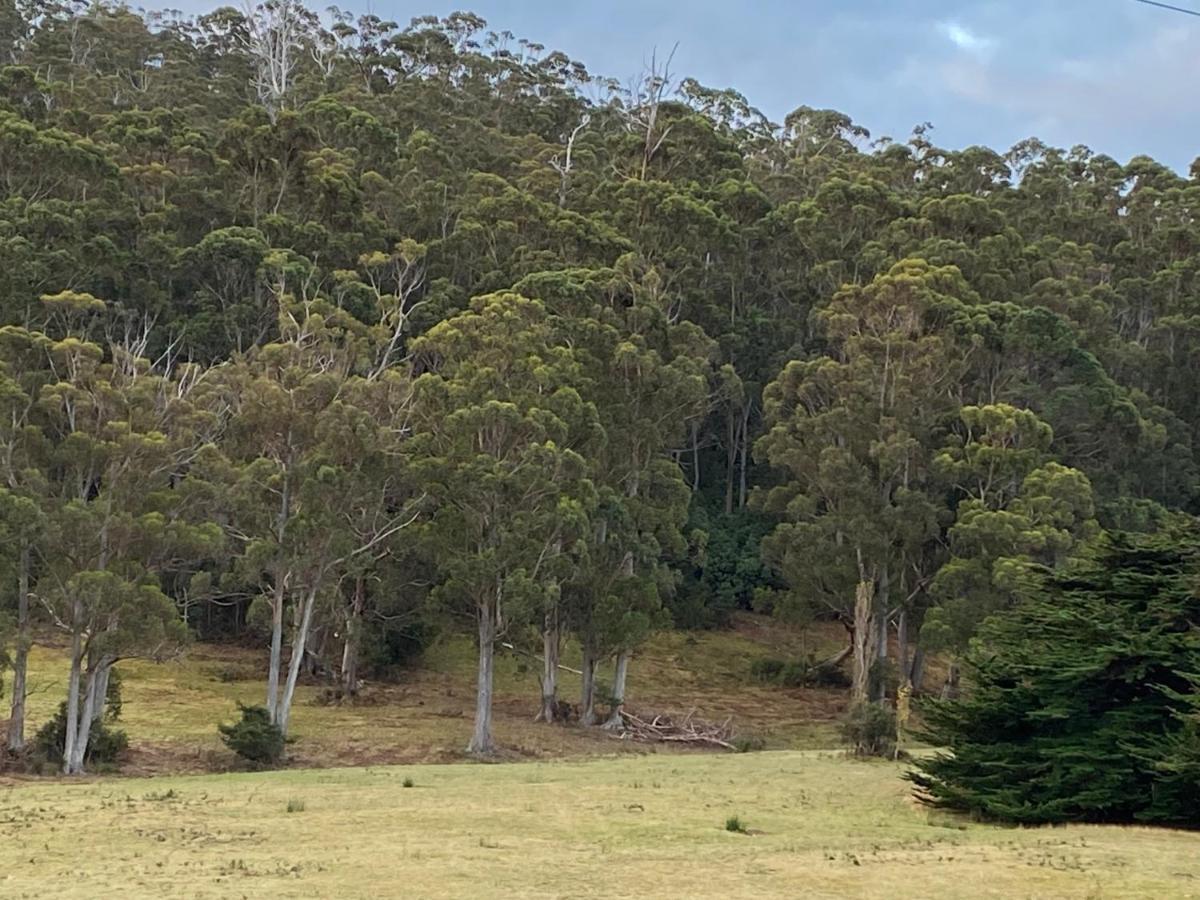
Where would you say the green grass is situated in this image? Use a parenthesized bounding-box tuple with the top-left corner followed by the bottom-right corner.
(16, 615, 847, 771)
(1, 752, 1196, 898)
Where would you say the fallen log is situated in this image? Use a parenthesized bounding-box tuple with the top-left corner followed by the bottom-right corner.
(611, 709, 737, 751)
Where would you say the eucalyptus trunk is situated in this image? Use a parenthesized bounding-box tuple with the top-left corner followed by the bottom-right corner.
(66, 659, 111, 775)
(340, 576, 364, 696)
(265, 575, 286, 722)
(536, 605, 561, 723)
(909, 644, 927, 692)
(601, 650, 630, 730)
(941, 658, 961, 700)
(872, 566, 890, 702)
(276, 584, 318, 739)
(724, 410, 736, 514)
(61, 600, 84, 775)
(6, 540, 30, 751)
(850, 580, 876, 705)
(467, 601, 497, 754)
(579, 641, 599, 726)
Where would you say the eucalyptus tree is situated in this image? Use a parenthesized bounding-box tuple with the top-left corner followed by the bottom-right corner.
(514, 266, 713, 726)
(923, 403, 1100, 694)
(0, 324, 51, 751)
(757, 260, 977, 702)
(28, 304, 220, 773)
(215, 270, 421, 739)
(409, 292, 596, 753)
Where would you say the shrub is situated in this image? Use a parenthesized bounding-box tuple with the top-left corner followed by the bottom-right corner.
(33, 701, 129, 768)
(724, 815, 747, 833)
(218, 704, 286, 766)
(842, 701, 896, 757)
(361, 618, 438, 678)
(286, 798, 305, 813)
(733, 734, 766, 753)
(750, 655, 850, 689)
(749, 657, 784, 683)
(402, 776, 415, 788)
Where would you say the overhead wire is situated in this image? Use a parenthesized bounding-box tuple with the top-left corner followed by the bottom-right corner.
(1134, 0, 1200, 17)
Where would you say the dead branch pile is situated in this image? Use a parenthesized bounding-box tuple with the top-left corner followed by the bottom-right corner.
(613, 708, 736, 750)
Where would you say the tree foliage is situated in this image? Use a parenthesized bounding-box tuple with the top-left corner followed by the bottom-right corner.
(910, 531, 1200, 827)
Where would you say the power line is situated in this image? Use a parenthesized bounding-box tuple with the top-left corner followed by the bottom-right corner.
(1135, 0, 1200, 17)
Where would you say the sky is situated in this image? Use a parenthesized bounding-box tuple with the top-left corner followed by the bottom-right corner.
(190, 0, 1200, 170)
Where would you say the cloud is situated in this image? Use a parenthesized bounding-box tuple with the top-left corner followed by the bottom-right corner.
(896, 15, 1200, 167)
(937, 21, 993, 55)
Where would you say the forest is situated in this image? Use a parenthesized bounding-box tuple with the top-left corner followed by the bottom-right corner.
(0, 0, 1198, 827)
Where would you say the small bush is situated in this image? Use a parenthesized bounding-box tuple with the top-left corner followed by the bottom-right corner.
(749, 657, 785, 683)
(724, 815, 747, 833)
(286, 798, 305, 813)
(842, 701, 897, 757)
(733, 734, 766, 753)
(750, 655, 850, 689)
(33, 702, 129, 768)
(402, 776, 414, 788)
(218, 704, 286, 766)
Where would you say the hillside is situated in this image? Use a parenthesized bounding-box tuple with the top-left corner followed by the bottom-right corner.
(6, 616, 856, 774)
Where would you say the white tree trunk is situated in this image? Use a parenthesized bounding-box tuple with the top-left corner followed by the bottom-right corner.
(276, 585, 318, 739)
(341, 578, 363, 697)
(66, 660, 109, 775)
(579, 643, 599, 726)
(91, 664, 111, 723)
(467, 602, 497, 754)
(850, 580, 876, 705)
(6, 541, 30, 751)
(266, 577, 286, 722)
(61, 610, 84, 775)
(536, 606, 560, 723)
(601, 651, 630, 730)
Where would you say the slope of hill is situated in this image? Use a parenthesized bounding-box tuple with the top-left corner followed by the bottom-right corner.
(7, 615, 856, 774)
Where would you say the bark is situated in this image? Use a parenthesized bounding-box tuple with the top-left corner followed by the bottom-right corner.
(909, 645, 927, 693)
(724, 410, 736, 514)
(90, 664, 111, 723)
(941, 658, 961, 700)
(266, 475, 290, 720)
(691, 421, 701, 491)
(340, 576, 364, 696)
(266, 575, 286, 721)
(61, 603, 84, 775)
(601, 650, 630, 730)
(872, 567, 891, 702)
(737, 403, 750, 509)
(850, 580, 876, 705)
(579, 642, 599, 726)
(467, 602, 497, 754)
(67, 659, 111, 775)
(6, 540, 30, 751)
(896, 608, 909, 685)
(276, 585, 318, 739)
(876, 565, 890, 662)
(535, 605, 561, 723)
(818, 642, 854, 670)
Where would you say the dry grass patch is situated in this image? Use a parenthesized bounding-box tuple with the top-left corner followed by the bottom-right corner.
(10, 616, 847, 772)
(0, 752, 1196, 898)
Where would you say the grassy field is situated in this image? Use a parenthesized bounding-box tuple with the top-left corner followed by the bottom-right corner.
(1, 751, 1197, 899)
(12, 615, 848, 771)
